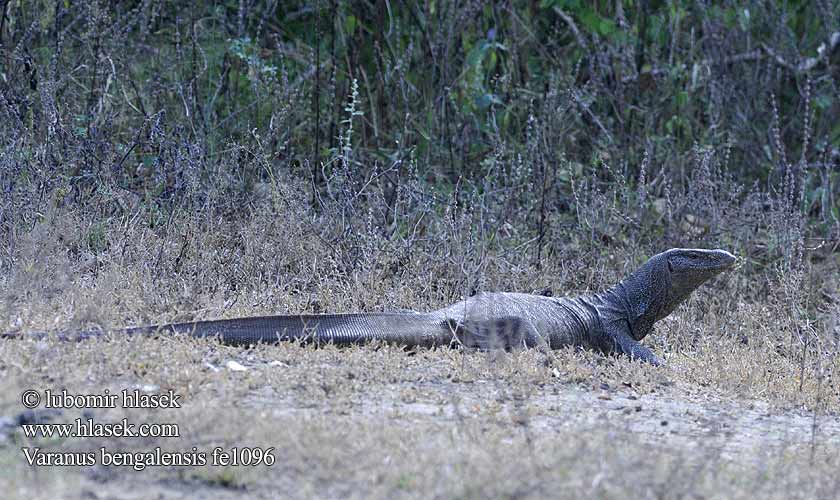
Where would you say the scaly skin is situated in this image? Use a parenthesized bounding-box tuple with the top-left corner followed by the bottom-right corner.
(4, 248, 736, 364)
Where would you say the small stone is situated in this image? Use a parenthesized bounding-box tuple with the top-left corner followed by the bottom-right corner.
(225, 360, 248, 372)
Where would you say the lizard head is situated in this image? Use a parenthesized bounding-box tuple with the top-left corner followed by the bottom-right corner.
(619, 248, 736, 340)
(659, 248, 736, 320)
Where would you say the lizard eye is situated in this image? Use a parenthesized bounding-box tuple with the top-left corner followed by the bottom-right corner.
(667, 260, 674, 272)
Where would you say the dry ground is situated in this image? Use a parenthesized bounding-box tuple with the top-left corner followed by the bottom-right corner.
(1, 323, 839, 500)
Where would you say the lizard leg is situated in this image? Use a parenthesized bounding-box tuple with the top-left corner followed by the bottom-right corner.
(610, 332, 662, 365)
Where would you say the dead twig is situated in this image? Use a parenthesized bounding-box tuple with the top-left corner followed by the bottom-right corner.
(622, 31, 840, 84)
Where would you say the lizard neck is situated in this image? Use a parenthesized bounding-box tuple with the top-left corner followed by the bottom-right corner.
(579, 282, 654, 342)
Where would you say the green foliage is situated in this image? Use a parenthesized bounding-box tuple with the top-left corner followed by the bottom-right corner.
(0, 0, 837, 256)
(229, 37, 278, 79)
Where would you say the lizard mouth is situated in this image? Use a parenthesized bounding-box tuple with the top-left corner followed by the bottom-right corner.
(708, 250, 736, 272)
(668, 248, 736, 275)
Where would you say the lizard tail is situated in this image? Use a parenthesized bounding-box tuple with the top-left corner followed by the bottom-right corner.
(4, 313, 454, 348)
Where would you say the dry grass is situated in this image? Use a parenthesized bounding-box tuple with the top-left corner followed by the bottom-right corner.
(1, 206, 838, 500)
